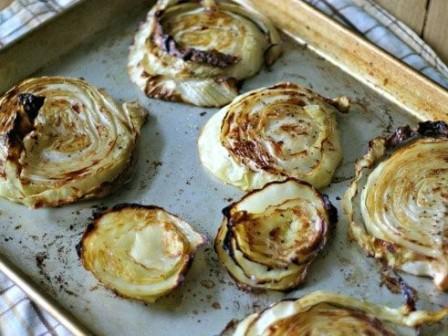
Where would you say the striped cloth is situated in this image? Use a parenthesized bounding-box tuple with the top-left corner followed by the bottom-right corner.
(0, 272, 70, 335)
(1, 0, 448, 336)
(305, 0, 448, 88)
(0, 0, 82, 48)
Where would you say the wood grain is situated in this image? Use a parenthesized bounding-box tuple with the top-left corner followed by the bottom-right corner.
(423, 0, 448, 63)
(374, 0, 448, 64)
(0, 0, 446, 63)
(0, 0, 13, 10)
(237, 0, 448, 122)
(375, 0, 428, 35)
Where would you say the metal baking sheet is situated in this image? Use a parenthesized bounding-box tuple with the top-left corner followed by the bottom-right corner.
(0, 2, 447, 336)
(0, 0, 150, 94)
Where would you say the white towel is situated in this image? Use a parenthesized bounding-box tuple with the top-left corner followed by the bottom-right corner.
(0, 1, 447, 335)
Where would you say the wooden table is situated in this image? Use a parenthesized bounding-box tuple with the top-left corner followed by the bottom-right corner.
(0, 0, 12, 10)
(0, 0, 447, 64)
(375, 0, 448, 63)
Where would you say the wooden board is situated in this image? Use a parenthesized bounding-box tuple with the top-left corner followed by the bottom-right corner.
(1, 1, 448, 335)
(423, 0, 448, 64)
(1, 0, 446, 63)
(375, 0, 428, 35)
(0, 0, 13, 10)
(374, 0, 448, 64)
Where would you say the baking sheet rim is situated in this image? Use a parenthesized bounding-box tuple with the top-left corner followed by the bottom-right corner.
(1, 1, 447, 335)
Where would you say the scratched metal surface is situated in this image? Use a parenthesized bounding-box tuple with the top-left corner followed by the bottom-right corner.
(0, 4, 447, 336)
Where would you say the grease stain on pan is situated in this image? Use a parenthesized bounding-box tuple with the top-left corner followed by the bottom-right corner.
(0, 9, 445, 336)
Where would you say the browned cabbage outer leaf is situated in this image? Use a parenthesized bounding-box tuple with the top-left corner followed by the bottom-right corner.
(79, 204, 206, 303)
(221, 291, 448, 336)
(215, 179, 336, 291)
(0, 77, 146, 208)
(128, 0, 282, 107)
(198, 82, 345, 191)
(344, 121, 448, 291)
